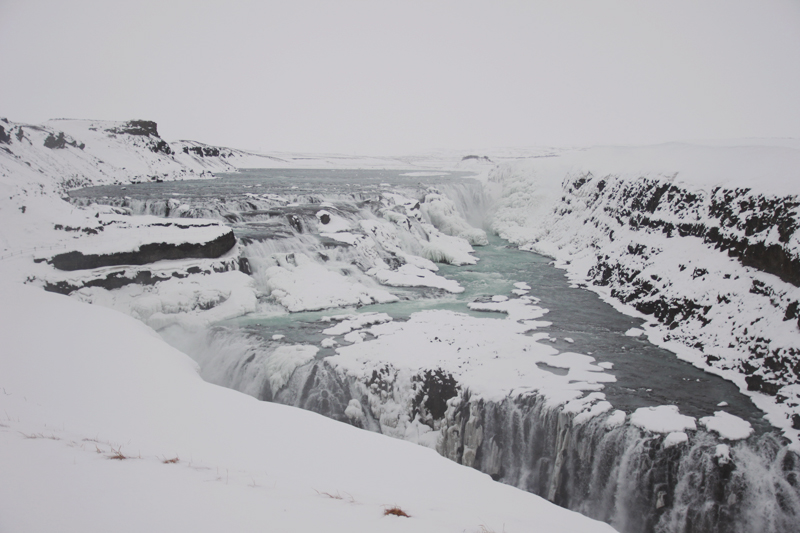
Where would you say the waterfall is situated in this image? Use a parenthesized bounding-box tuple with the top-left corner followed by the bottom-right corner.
(155, 319, 800, 533)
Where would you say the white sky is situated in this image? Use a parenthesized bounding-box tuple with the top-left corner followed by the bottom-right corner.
(2, 0, 800, 155)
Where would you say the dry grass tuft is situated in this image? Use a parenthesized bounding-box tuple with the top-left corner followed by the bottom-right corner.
(107, 446, 130, 460)
(383, 506, 410, 518)
(314, 489, 356, 503)
(162, 456, 180, 464)
(478, 524, 506, 533)
(19, 431, 60, 440)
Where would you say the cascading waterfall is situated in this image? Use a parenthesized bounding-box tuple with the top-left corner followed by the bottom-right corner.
(155, 319, 800, 533)
(440, 395, 800, 533)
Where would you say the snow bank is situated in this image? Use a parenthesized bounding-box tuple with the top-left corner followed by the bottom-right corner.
(370, 264, 464, 293)
(72, 271, 258, 331)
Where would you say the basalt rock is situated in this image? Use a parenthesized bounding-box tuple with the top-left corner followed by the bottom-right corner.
(48, 230, 236, 271)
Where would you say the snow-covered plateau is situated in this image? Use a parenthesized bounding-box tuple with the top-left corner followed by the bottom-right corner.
(2, 117, 800, 533)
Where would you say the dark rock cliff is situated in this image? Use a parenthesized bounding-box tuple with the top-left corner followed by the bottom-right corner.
(547, 173, 800, 413)
(48, 230, 236, 271)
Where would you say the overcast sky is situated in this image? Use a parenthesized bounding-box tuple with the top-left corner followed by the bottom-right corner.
(2, 0, 800, 154)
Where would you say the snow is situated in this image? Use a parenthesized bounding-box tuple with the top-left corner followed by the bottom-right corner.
(625, 328, 645, 337)
(257, 252, 399, 312)
(605, 410, 627, 429)
(265, 345, 319, 391)
(698, 411, 754, 440)
(72, 271, 257, 331)
(467, 295, 549, 322)
(421, 231, 479, 266)
(329, 309, 615, 404)
(664, 432, 689, 448)
(322, 313, 394, 336)
(0, 282, 615, 533)
(630, 405, 697, 434)
(370, 264, 464, 293)
(714, 444, 732, 464)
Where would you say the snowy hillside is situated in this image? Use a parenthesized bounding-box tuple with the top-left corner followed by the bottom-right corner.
(0, 117, 283, 200)
(488, 142, 800, 438)
(0, 281, 615, 533)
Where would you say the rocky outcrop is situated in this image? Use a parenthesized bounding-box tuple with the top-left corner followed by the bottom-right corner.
(42, 257, 239, 295)
(48, 229, 236, 271)
(105, 120, 161, 137)
(43, 131, 85, 150)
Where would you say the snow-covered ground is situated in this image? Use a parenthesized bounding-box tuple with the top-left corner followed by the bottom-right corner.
(0, 281, 615, 533)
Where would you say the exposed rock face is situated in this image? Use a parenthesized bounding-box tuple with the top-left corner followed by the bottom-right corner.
(102, 121, 172, 155)
(461, 154, 493, 163)
(43, 131, 84, 150)
(182, 145, 223, 157)
(48, 230, 236, 271)
(0, 125, 10, 144)
(42, 258, 239, 295)
(105, 120, 161, 137)
(575, 177, 800, 394)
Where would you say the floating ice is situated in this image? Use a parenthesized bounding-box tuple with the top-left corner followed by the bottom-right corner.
(369, 264, 463, 293)
(468, 296, 548, 322)
(322, 313, 393, 336)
